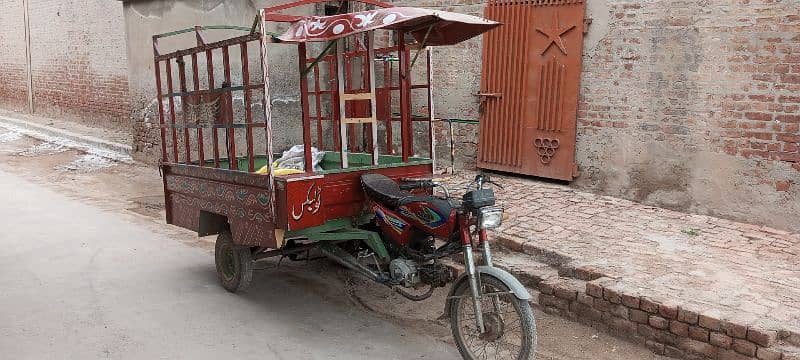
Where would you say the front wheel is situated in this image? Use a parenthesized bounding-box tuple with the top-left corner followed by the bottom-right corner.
(449, 274, 537, 360)
(214, 230, 253, 293)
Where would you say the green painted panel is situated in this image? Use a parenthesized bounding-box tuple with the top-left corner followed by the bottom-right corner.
(194, 152, 431, 174)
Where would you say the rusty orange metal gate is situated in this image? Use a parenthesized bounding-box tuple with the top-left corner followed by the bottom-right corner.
(478, 0, 587, 181)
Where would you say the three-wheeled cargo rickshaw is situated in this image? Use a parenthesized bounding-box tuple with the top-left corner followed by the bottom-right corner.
(152, 1, 536, 358)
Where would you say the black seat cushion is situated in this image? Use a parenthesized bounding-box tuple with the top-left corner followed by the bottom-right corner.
(361, 174, 411, 208)
(361, 174, 454, 217)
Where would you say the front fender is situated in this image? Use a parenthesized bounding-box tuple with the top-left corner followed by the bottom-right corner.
(443, 266, 531, 317)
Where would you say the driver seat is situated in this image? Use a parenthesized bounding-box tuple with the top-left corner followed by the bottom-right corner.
(360, 173, 411, 209)
(360, 174, 454, 216)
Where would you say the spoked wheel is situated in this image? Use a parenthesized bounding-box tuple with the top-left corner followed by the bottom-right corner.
(214, 230, 253, 293)
(449, 275, 537, 360)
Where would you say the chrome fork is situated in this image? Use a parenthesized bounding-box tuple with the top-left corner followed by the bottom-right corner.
(464, 244, 486, 333)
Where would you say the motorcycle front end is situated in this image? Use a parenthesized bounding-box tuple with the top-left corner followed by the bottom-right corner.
(445, 175, 538, 360)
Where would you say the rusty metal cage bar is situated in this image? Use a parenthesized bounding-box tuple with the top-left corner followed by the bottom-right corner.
(153, 26, 265, 171)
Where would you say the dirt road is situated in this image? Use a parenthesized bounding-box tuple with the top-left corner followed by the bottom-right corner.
(0, 127, 665, 359)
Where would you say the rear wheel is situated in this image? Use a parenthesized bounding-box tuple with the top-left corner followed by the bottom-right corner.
(449, 274, 537, 360)
(214, 230, 253, 293)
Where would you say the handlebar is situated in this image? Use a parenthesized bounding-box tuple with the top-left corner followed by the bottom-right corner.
(475, 173, 503, 190)
(399, 180, 436, 190)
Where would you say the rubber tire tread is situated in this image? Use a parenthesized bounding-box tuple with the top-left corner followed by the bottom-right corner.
(214, 230, 253, 293)
(449, 274, 537, 360)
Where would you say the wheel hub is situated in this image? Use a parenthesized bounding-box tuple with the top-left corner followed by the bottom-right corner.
(478, 313, 505, 341)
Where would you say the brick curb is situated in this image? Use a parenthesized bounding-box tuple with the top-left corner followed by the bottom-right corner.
(0, 115, 132, 162)
(494, 235, 800, 360)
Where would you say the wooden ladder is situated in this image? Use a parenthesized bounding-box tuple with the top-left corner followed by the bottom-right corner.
(335, 32, 379, 169)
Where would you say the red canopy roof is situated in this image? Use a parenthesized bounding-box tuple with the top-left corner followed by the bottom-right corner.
(276, 7, 500, 45)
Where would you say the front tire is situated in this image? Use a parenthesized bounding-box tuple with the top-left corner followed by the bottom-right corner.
(214, 230, 253, 293)
(449, 274, 537, 360)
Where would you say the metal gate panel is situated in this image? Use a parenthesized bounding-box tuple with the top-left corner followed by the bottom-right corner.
(478, 0, 586, 181)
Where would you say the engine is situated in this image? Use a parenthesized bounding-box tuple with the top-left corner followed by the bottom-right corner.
(389, 259, 420, 287)
(389, 259, 455, 288)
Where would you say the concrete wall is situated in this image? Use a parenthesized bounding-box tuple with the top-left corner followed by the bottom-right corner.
(123, 0, 312, 162)
(0, 0, 130, 129)
(575, 0, 799, 231)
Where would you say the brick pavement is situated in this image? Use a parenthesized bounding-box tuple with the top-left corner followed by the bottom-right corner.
(442, 172, 800, 359)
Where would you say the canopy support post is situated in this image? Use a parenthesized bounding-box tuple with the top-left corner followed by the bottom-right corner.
(298, 42, 314, 173)
(260, 10, 277, 222)
(336, 39, 349, 169)
(426, 47, 436, 170)
(367, 31, 379, 166)
(398, 32, 413, 163)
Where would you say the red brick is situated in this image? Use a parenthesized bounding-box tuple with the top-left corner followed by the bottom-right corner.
(603, 287, 622, 304)
(690, 326, 710, 342)
(699, 314, 723, 331)
(539, 281, 555, 295)
(749, 94, 776, 102)
(670, 321, 690, 337)
(554, 286, 578, 301)
(594, 298, 612, 312)
(630, 309, 650, 324)
(778, 134, 800, 143)
(745, 132, 774, 141)
(776, 180, 792, 192)
(650, 315, 669, 330)
(722, 321, 750, 339)
(777, 114, 800, 123)
(640, 297, 659, 313)
(585, 282, 603, 298)
(779, 95, 800, 103)
(745, 112, 774, 121)
(710, 332, 733, 349)
(658, 302, 679, 320)
(679, 338, 719, 359)
(732, 339, 758, 356)
(756, 347, 783, 360)
(679, 308, 700, 324)
(621, 293, 640, 308)
(747, 327, 778, 347)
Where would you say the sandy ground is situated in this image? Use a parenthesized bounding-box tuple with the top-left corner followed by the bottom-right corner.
(0, 128, 665, 359)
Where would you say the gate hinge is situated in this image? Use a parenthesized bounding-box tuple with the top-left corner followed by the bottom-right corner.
(583, 18, 593, 34)
(572, 163, 581, 179)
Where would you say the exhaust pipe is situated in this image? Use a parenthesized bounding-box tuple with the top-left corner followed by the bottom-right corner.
(318, 243, 386, 283)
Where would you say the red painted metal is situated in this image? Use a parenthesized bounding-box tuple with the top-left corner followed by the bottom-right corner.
(176, 57, 191, 164)
(241, 42, 255, 172)
(190, 53, 204, 166)
(398, 33, 412, 162)
(164, 60, 179, 163)
(298, 43, 314, 173)
(205, 48, 220, 168)
(275, 176, 325, 231)
(312, 63, 324, 150)
(153, 55, 167, 163)
(330, 56, 342, 152)
(478, 0, 586, 181)
(221, 45, 237, 170)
